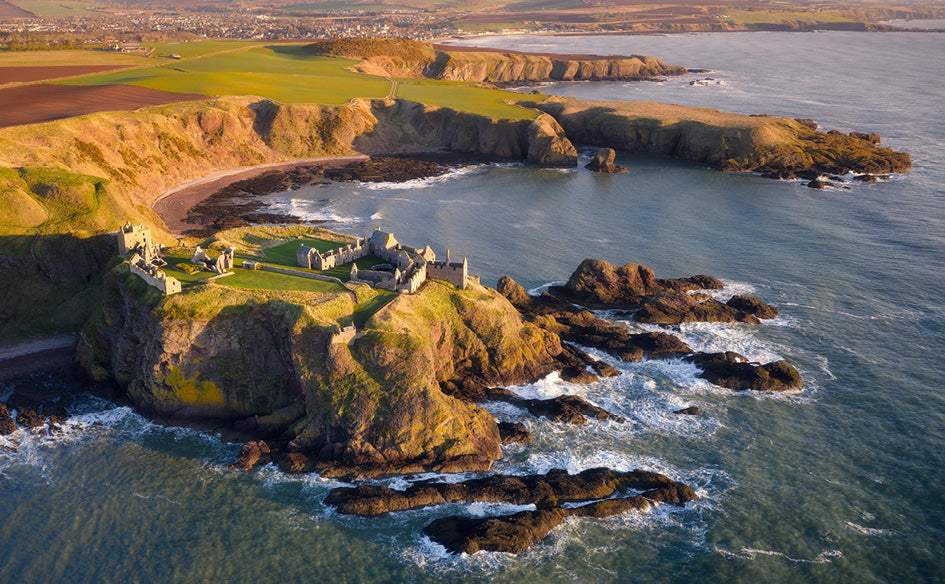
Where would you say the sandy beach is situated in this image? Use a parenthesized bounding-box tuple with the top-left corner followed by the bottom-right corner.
(152, 154, 369, 236)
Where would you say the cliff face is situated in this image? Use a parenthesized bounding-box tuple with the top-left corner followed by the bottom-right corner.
(308, 39, 686, 85)
(357, 100, 576, 166)
(424, 51, 685, 85)
(529, 97, 911, 174)
(78, 266, 562, 476)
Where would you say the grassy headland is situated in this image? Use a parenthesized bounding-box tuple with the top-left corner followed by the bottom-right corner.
(0, 38, 911, 344)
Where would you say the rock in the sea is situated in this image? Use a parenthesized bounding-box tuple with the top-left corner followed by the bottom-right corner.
(726, 295, 779, 319)
(560, 259, 722, 308)
(585, 148, 628, 174)
(412, 470, 699, 554)
(635, 291, 761, 325)
(15, 408, 45, 430)
(497, 421, 532, 444)
(0, 403, 15, 435)
(526, 114, 578, 167)
(685, 352, 803, 391)
(673, 406, 702, 415)
(807, 179, 830, 189)
(229, 440, 272, 470)
(325, 467, 690, 517)
(521, 394, 625, 425)
(424, 508, 569, 554)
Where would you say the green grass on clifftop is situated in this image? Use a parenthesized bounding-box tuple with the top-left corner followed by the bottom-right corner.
(62, 45, 390, 105)
(396, 80, 541, 120)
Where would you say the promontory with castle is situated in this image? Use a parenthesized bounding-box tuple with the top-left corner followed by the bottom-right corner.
(0, 36, 912, 554)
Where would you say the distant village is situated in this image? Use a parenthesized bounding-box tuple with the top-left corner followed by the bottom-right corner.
(117, 223, 470, 296)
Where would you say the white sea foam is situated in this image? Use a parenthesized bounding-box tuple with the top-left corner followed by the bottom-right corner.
(264, 199, 373, 224)
(717, 546, 843, 564)
(527, 280, 566, 295)
(846, 522, 898, 537)
(363, 165, 486, 191)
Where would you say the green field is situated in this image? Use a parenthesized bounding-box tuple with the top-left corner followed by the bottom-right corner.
(217, 267, 348, 294)
(260, 237, 344, 265)
(63, 45, 390, 104)
(395, 79, 540, 119)
(0, 49, 154, 67)
(55, 42, 541, 119)
(147, 41, 272, 60)
(8, 0, 96, 17)
(716, 9, 853, 25)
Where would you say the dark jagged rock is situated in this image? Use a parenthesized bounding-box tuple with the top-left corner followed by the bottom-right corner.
(521, 394, 624, 425)
(229, 440, 272, 470)
(849, 131, 881, 145)
(685, 352, 803, 391)
(424, 508, 569, 555)
(0, 403, 15, 435)
(636, 291, 761, 325)
(585, 148, 628, 174)
(673, 406, 702, 415)
(497, 268, 802, 392)
(424, 508, 569, 554)
(325, 467, 689, 517)
(558, 259, 721, 308)
(497, 276, 692, 362)
(726, 295, 779, 319)
(807, 179, 830, 189)
(440, 383, 625, 426)
(497, 421, 532, 444)
(15, 408, 45, 430)
(418, 476, 698, 554)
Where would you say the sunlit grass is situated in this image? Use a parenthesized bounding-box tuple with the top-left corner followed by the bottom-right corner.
(62, 45, 390, 104)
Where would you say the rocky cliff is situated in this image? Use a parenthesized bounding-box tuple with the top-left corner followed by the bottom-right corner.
(308, 39, 686, 85)
(77, 263, 563, 477)
(527, 97, 911, 175)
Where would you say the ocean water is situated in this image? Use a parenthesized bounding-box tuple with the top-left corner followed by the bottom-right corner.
(3, 31, 945, 582)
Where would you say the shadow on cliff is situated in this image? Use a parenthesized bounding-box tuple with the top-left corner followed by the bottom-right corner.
(0, 233, 116, 344)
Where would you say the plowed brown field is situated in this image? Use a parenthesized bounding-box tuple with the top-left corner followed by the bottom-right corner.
(0, 65, 130, 84)
(0, 83, 206, 128)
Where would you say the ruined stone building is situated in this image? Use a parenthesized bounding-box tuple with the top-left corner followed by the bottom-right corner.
(128, 253, 181, 295)
(427, 250, 468, 290)
(192, 246, 235, 274)
(296, 229, 468, 293)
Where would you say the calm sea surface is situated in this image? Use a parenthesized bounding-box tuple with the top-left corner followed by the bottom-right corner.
(3, 32, 945, 583)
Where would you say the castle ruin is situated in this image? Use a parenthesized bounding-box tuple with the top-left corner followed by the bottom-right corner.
(192, 246, 235, 274)
(297, 229, 468, 293)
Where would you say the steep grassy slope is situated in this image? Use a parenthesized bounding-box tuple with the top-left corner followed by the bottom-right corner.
(77, 264, 561, 476)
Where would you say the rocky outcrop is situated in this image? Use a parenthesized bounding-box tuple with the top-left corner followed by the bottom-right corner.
(585, 148, 628, 173)
(423, 478, 697, 554)
(527, 97, 911, 177)
(727, 295, 779, 319)
(440, 383, 625, 426)
(686, 352, 802, 391)
(635, 291, 762, 325)
(497, 259, 801, 393)
(558, 259, 723, 308)
(497, 275, 693, 362)
(324, 467, 698, 554)
(308, 39, 686, 86)
(325, 467, 694, 516)
(78, 264, 564, 478)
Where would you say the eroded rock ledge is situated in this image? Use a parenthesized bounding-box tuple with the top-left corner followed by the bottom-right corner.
(496, 258, 801, 393)
(325, 467, 698, 554)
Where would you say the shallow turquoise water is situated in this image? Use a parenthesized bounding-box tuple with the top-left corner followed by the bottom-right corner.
(3, 31, 945, 582)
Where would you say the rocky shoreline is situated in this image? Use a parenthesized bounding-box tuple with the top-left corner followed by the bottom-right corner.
(63, 242, 808, 554)
(181, 154, 493, 233)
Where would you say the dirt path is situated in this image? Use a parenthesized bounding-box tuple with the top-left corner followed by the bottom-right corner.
(151, 154, 369, 236)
